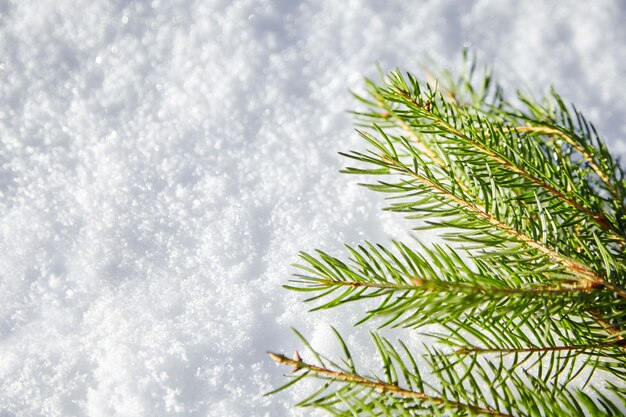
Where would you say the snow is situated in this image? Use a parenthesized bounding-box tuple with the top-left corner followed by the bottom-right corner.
(1, 1, 625, 416)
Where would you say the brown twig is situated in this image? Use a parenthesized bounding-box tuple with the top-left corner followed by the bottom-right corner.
(269, 352, 514, 417)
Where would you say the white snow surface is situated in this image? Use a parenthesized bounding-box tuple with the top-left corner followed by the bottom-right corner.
(1, 1, 626, 416)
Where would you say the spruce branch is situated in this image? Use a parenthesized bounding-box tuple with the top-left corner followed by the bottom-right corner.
(269, 56, 626, 416)
(269, 330, 625, 416)
(268, 351, 514, 417)
(392, 86, 620, 239)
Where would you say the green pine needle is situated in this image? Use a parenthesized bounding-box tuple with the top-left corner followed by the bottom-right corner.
(269, 55, 626, 416)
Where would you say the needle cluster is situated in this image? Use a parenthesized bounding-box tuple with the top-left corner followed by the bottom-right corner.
(269, 55, 626, 416)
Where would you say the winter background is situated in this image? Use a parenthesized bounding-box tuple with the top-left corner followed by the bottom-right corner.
(1, 1, 626, 416)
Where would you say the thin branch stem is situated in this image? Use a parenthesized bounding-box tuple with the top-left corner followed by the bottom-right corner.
(455, 342, 623, 356)
(269, 352, 514, 417)
(311, 277, 600, 296)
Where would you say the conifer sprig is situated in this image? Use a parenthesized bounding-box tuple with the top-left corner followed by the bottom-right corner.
(269, 57, 626, 416)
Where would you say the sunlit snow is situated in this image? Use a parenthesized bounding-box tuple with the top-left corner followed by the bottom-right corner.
(1, 1, 626, 416)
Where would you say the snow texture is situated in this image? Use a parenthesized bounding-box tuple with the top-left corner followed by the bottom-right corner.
(1, 1, 626, 416)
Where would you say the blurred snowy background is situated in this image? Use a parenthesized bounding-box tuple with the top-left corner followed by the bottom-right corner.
(1, 1, 626, 416)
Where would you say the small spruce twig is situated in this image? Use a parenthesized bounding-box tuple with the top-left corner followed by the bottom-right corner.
(269, 352, 515, 417)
